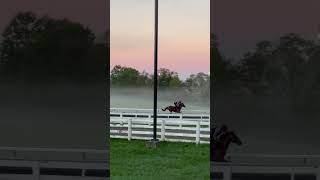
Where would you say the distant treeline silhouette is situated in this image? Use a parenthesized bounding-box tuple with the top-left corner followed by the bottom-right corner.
(212, 33, 320, 110)
(0, 11, 108, 83)
(111, 65, 210, 97)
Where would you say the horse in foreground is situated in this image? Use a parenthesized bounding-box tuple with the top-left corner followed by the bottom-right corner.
(162, 101, 186, 113)
(211, 130, 242, 162)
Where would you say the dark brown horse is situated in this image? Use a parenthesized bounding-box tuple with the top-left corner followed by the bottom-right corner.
(162, 102, 186, 113)
(211, 130, 242, 162)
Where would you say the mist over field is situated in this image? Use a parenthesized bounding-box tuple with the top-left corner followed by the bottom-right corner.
(111, 87, 209, 111)
(214, 94, 320, 155)
(0, 81, 107, 149)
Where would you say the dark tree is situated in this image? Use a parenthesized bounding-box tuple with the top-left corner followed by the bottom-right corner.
(0, 12, 38, 79)
(211, 33, 230, 91)
(0, 11, 98, 82)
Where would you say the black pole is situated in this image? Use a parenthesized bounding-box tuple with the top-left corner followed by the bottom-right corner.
(153, 0, 159, 141)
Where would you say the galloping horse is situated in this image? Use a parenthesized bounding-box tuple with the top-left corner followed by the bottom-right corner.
(211, 130, 242, 162)
(162, 101, 186, 113)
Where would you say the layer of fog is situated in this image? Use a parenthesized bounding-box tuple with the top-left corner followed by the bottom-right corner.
(110, 87, 210, 111)
(0, 81, 107, 149)
(214, 94, 320, 155)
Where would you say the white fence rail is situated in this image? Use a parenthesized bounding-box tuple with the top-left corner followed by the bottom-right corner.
(110, 108, 210, 115)
(211, 154, 320, 180)
(110, 108, 210, 144)
(225, 153, 320, 166)
(0, 147, 109, 180)
(0, 160, 109, 180)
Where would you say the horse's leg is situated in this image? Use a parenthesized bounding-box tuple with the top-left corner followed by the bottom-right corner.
(221, 149, 228, 162)
(212, 150, 223, 162)
(212, 144, 219, 161)
(212, 143, 227, 162)
(216, 150, 226, 162)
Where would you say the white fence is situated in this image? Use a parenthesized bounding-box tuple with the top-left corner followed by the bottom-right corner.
(0, 147, 109, 180)
(211, 154, 320, 180)
(110, 108, 210, 115)
(110, 108, 210, 144)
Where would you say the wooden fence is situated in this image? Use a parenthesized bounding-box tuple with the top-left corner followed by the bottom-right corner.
(110, 108, 210, 144)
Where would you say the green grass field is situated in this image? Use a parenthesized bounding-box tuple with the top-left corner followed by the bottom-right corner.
(110, 139, 210, 180)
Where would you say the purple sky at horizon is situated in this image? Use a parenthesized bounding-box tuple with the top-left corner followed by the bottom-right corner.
(110, 0, 210, 79)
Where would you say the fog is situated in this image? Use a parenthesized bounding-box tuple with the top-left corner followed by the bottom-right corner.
(111, 87, 209, 111)
(213, 94, 320, 155)
(0, 81, 108, 149)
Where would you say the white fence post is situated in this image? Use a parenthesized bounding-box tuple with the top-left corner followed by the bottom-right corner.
(225, 166, 232, 180)
(179, 114, 183, 128)
(196, 121, 200, 144)
(161, 119, 165, 141)
(290, 172, 294, 180)
(128, 119, 132, 141)
(149, 114, 152, 126)
(33, 162, 40, 180)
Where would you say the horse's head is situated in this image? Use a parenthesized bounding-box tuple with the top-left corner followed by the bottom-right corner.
(179, 102, 186, 108)
(211, 130, 242, 162)
(219, 131, 242, 147)
(229, 131, 242, 146)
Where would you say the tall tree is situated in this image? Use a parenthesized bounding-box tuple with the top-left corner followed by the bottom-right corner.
(211, 33, 229, 89)
(0, 11, 96, 82)
(158, 68, 180, 88)
(0, 12, 38, 78)
(110, 65, 141, 86)
(184, 72, 210, 96)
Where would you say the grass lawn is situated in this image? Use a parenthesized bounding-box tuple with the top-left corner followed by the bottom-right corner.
(110, 139, 210, 180)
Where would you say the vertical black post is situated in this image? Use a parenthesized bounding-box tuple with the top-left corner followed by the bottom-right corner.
(153, 0, 159, 141)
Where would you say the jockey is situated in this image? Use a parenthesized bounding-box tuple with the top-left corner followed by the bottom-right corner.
(212, 124, 228, 143)
(174, 101, 178, 107)
(174, 101, 182, 107)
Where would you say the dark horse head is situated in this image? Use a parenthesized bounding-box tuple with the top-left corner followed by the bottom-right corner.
(178, 101, 186, 108)
(211, 130, 242, 162)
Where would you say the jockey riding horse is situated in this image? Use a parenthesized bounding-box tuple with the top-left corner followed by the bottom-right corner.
(211, 124, 242, 162)
(162, 101, 186, 113)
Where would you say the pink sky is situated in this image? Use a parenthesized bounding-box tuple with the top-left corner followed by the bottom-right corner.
(110, 0, 210, 79)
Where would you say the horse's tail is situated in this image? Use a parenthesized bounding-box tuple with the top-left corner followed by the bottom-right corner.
(162, 107, 167, 111)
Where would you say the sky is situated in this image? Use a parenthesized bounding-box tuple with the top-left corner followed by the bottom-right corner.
(110, 0, 210, 80)
(0, 0, 108, 38)
(213, 0, 320, 59)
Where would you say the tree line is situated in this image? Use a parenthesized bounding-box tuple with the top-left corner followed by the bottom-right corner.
(0, 11, 107, 83)
(111, 65, 210, 97)
(212, 33, 320, 110)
